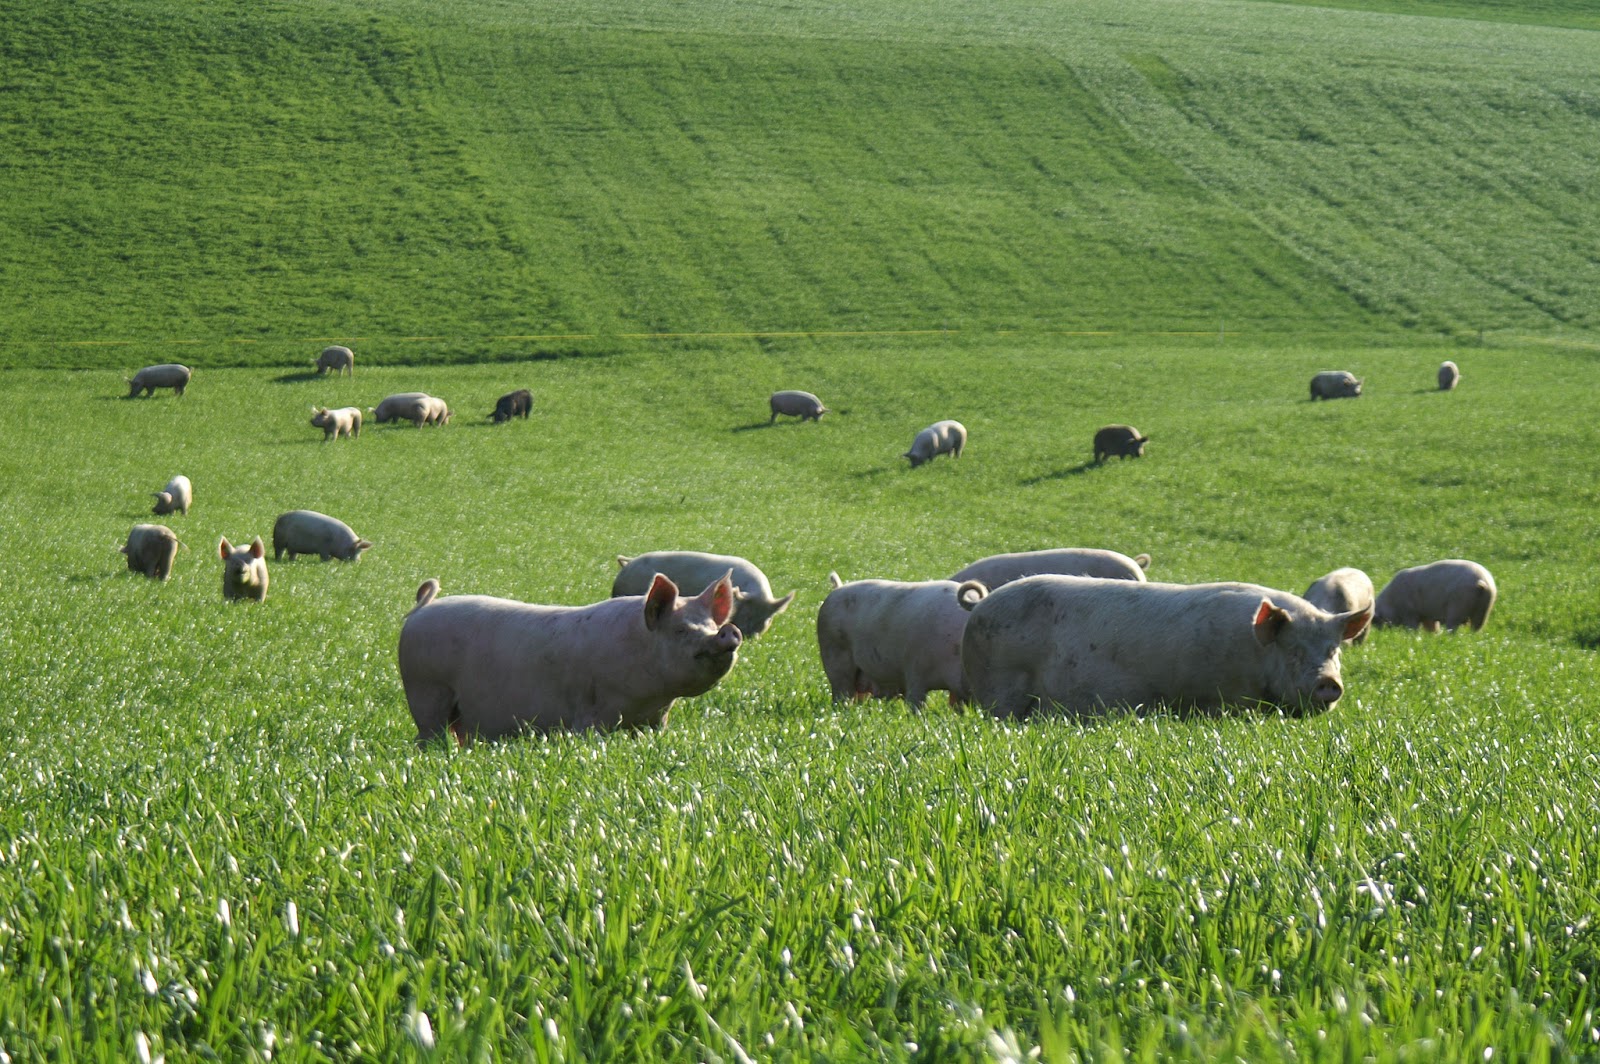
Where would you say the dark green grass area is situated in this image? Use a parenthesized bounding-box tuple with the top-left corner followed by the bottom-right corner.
(4, 0, 1600, 368)
(1259, 0, 1600, 32)
(0, 341, 1597, 1057)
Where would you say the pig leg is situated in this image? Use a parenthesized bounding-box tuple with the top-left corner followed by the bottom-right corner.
(824, 654, 862, 704)
(407, 680, 460, 748)
(980, 678, 1037, 722)
(904, 683, 930, 711)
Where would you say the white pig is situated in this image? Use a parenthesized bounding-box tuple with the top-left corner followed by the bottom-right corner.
(769, 390, 828, 422)
(370, 393, 433, 426)
(310, 406, 362, 441)
(1438, 360, 1460, 391)
(1302, 567, 1375, 644)
(1374, 560, 1496, 632)
(399, 572, 742, 744)
(903, 420, 966, 467)
(817, 574, 988, 708)
(121, 524, 183, 581)
(951, 548, 1150, 588)
(272, 510, 373, 561)
(613, 551, 796, 638)
(1309, 371, 1362, 400)
(125, 364, 191, 398)
(220, 536, 269, 601)
(960, 575, 1371, 721)
(151, 474, 193, 516)
(316, 345, 355, 377)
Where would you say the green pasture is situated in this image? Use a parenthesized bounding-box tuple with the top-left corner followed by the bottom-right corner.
(1, 338, 1597, 1059)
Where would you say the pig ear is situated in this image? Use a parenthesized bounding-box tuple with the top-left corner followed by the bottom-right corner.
(218, 537, 232, 559)
(695, 570, 736, 627)
(771, 590, 797, 615)
(1341, 607, 1373, 643)
(642, 572, 679, 631)
(1253, 600, 1290, 646)
(248, 537, 265, 559)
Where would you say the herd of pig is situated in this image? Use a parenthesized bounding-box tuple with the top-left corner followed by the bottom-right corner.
(116, 350, 1486, 744)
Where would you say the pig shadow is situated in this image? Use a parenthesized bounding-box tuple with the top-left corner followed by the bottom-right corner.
(848, 465, 898, 479)
(271, 371, 331, 384)
(1021, 462, 1099, 485)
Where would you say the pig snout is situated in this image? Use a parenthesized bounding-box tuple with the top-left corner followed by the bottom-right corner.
(1311, 675, 1343, 706)
(711, 623, 742, 656)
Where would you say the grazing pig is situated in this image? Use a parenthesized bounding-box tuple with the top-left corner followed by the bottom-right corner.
(316, 345, 355, 377)
(1303, 567, 1375, 644)
(370, 392, 433, 426)
(219, 536, 269, 601)
(272, 510, 373, 561)
(1310, 371, 1363, 400)
(489, 389, 533, 423)
(399, 572, 742, 743)
(125, 364, 192, 398)
(613, 551, 796, 638)
(1374, 560, 1496, 632)
(769, 390, 828, 423)
(310, 406, 362, 441)
(151, 474, 193, 516)
(1438, 360, 1460, 391)
(904, 420, 966, 467)
(817, 574, 988, 708)
(121, 524, 182, 581)
(421, 395, 452, 426)
(951, 548, 1151, 588)
(1093, 425, 1149, 463)
(960, 575, 1371, 721)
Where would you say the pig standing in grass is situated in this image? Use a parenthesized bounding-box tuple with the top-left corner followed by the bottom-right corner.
(126, 364, 191, 398)
(316, 345, 355, 377)
(421, 396, 452, 426)
(1310, 371, 1362, 400)
(489, 389, 533, 423)
(366, 392, 432, 425)
(1374, 560, 1496, 632)
(1302, 567, 1375, 645)
(310, 406, 362, 441)
(817, 574, 987, 708)
(951, 548, 1151, 588)
(151, 474, 193, 516)
(220, 536, 269, 601)
(272, 510, 373, 561)
(121, 524, 182, 581)
(960, 575, 1371, 721)
(904, 420, 966, 467)
(613, 551, 796, 638)
(1093, 425, 1149, 463)
(1438, 361, 1460, 391)
(398, 572, 742, 744)
(769, 390, 828, 423)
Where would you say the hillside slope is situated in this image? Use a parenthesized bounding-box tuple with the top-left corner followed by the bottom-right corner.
(2, 0, 1596, 366)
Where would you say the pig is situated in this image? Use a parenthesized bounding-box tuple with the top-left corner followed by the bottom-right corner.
(1438, 360, 1460, 391)
(421, 396, 452, 426)
(310, 406, 362, 441)
(904, 420, 966, 467)
(951, 548, 1151, 588)
(960, 575, 1371, 721)
(151, 474, 193, 516)
(1373, 560, 1496, 632)
(613, 551, 796, 638)
(398, 572, 742, 744)
(316, 345, 355, 377)
(489, 389, 533, 423)
(271, 510, 373, 561)
(219, 536, 269, 601)
(1093, 425, 1149, 463)
(817, 573, 988, 708)
(125, 364, 192, 398)
(121, 524, 182, 581)
(1310, 371, 1362, 400)
(370, 393, 433, 426)
(769, 390, 828, 423)
(1302, 567, 1375, 644)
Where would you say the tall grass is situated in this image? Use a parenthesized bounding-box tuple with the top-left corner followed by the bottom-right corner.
(0, 339, 1597, 1057)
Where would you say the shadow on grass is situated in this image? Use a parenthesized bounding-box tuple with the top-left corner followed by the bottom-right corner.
(849, 465, 898, 479)
(1021, 462, 1099, 485)
(270, 370, 329, 384)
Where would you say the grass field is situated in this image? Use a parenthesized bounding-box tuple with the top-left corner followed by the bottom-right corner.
(3, 0, 1600, 1056)
(1, 337, 1598, 1059)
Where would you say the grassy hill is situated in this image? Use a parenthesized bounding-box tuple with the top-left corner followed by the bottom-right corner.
(2, 0, 1597, 367)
